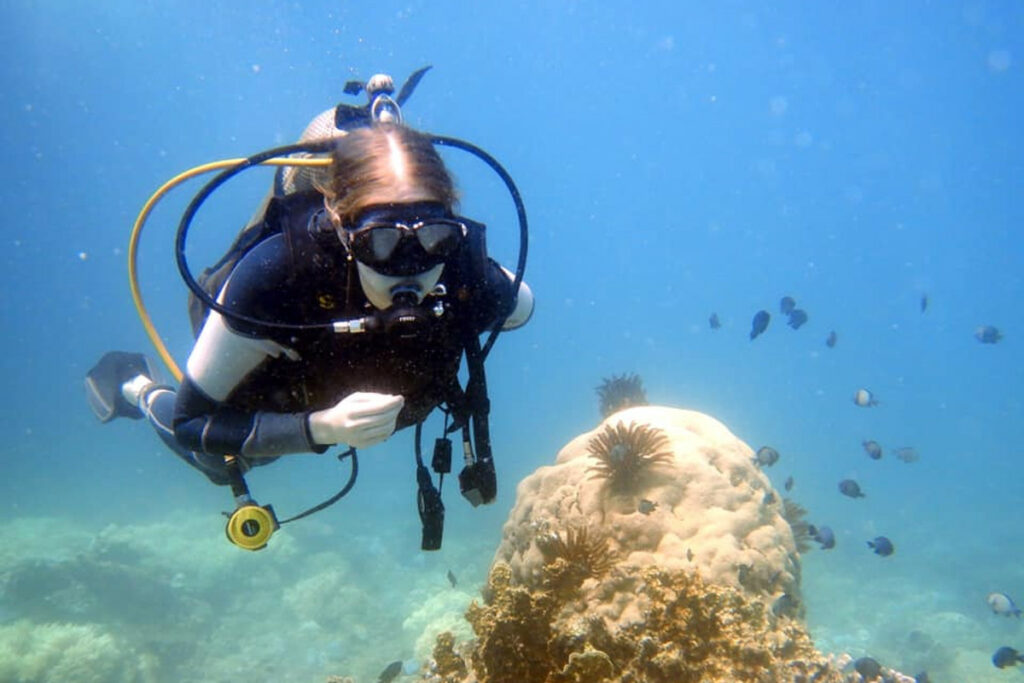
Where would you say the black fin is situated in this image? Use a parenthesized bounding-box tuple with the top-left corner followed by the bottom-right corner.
(84, 351, 158, 422)
(396, 65, 432, 105)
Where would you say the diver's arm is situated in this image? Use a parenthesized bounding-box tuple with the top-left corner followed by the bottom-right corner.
(173, 379, 321, 457)
(172, 231, 326, 458)
(173, 307, 403, 455)
(172, 310, 324, 458)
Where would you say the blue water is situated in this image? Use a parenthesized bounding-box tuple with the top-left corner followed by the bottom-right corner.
(1, 2, 1022, 681)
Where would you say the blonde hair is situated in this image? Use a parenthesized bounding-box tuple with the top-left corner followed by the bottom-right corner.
(318, 124, 458, 226)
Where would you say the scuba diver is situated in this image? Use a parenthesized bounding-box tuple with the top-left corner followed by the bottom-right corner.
(84, 70, 533, 550)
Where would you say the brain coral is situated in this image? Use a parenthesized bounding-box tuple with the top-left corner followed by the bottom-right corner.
(442, 407, 889, 683)
(432, 406, 919, 683)
(494, 406, 801, 598)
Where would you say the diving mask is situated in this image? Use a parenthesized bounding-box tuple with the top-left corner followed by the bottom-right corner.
(344, 202, 465, 276)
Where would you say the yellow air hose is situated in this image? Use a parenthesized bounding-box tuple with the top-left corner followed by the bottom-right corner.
(127, 157, 330, 381)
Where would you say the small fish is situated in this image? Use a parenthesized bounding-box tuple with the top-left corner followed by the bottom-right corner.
(867, 536, 894, 556)
(686, 548, 694, 561)
(862, 440, 883, 460)
(753, 446, 780, 467)
(787, 309, 808, 330)
(750, 310, 771, 340)
(920, 294, 929, 312)
(838, 479, 865, 498)
(378, 660, 404, 683)
(853, 657, 882, 678)
(987, 592, 1022, 617)
(446, 569, 457, 588)
(825, 330, 837, 348)
(771, 592, 799, 617)
(975, 325, 1003, 344)
(762, 491, 776, 505)
(853, 388, 878, 407)
(709, 312, 721, 330)
(992, 646, 1024, 669)
(780, 296, 796, 315)
(638, 499, 658, 515)
(892, 446, 919, 463)
(783, 475, 794, 491)
(807, 524, 835, 550)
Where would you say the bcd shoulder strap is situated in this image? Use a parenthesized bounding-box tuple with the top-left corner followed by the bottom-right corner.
(186, 189, 325, 336)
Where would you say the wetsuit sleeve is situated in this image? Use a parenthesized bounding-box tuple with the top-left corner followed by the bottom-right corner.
(172, 236, 327, 458)
(173, 376, 322, 457)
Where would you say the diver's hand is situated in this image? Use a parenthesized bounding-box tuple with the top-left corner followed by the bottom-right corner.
(307, 392, 405, 448)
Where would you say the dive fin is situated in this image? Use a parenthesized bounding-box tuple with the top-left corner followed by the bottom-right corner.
(85, 351, 160, 423)
(396, 65, 432, 105)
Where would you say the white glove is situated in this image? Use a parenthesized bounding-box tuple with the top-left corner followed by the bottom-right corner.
(307, 392, 405, 448)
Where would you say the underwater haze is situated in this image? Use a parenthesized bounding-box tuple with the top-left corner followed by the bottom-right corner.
(1, 1, 1022, 681)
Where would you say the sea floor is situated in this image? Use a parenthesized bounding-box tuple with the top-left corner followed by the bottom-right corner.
(0, 512, 1018, 682)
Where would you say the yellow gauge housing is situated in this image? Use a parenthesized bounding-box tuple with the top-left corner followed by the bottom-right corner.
(225, 504, 279, 551)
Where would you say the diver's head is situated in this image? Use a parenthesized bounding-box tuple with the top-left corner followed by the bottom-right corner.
(319, 124, 464, 310)
(319, 123, 458, 223)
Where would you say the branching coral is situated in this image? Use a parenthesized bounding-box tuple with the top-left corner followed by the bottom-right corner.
(603, 568, 839, 682)
(464, 562, 848, 683)
(781, 498, 812, 553)
(586, 421, 673, 492)
(465, 563, 560, 683)
(595, 373, 648, 418)
(431, 631, 467, 681)
(536, 524, 618, 595)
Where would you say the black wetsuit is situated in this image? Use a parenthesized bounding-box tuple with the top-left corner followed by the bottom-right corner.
(144, 190, 518, 484)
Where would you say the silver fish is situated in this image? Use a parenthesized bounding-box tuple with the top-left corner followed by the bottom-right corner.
(753, 446, 780, 467)
(987, 592, 1021, 617)
(378, 660, 403, 683)
(893, 446, 919, 463)
(853, 388, 878, 407)
(975, 325, 1003, 344)
(750, 310, 771, 340)
(862, 440, 883, 460)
